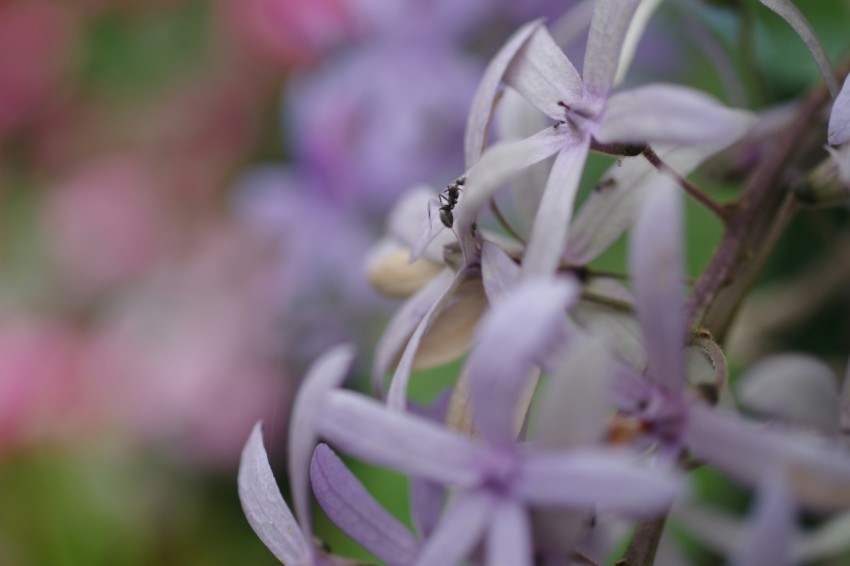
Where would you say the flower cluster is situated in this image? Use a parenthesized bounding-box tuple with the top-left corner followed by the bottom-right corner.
(239, 1, 850, 564)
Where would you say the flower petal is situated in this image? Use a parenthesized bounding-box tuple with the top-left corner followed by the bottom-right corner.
(504, 26, 583, 120)
(467, 277, 579, 446)
(481, 240, 521, 304)
(731, 473, 796, 566)
(238, 423, 311, 564)
(410, 198, 452, 262)
(613, 0, 664, 86)
(686, 404, 850, 509)
(533, 335, 612, 449)
(289, 344, 357, 540)
(597, 85, 755, 146)
(517, 449, 683, 514)
(365, 239, 445, 299)
(321, 391, 485, 486)
(373, 268, 454, 394)
(829, 75, 850, 145)
(582, 0, 643, 96)
(456, 127, 570, 258)
(736, 354, 840, 434)
(386, 268, 470, 411)
(759, 0, 840, 99)
(311, 444, 418, 566)
(465, 20, 544, 167)
(414, 492, 495, 566)
(629, 175, 687, 390)
(521, 136, 591, 278)
(826, 145, 850, 186)
(487, 503, 532, 566)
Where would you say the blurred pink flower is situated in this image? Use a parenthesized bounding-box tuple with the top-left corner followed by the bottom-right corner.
(43, 155, 169, 294)
(0, 1, 75, 141)
(218, 0, 356, 67)
(85, 227, 288, 467)
(0, 317, 92, 452)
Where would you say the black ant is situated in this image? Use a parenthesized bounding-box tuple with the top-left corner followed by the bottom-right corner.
(438, 176, 465, 228)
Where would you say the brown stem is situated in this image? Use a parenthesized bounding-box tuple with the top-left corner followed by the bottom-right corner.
(642, 146, 731, 223)
(688, 84, 831, 341)
(618, 516, 668, 566)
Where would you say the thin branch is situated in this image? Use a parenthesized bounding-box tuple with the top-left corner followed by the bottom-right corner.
(642, 146, 731, 223)
(579, 291, 634, 313)
(489, 199, 527, 245)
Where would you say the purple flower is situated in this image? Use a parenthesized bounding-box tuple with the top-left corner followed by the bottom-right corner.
(620, 174, 850, 509)
(238, 351, 418, 565)
(829, 73, 850, 146)
(453, 3, 752, 277)
(273, 280, 683, 564)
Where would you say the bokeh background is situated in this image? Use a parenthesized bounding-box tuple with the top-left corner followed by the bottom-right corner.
(0, 0, 848, 564)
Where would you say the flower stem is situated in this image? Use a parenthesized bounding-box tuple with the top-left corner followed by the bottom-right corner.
(641, 146, 731, 223)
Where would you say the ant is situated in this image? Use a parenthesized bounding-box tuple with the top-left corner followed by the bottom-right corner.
(438, 176, 465, 228)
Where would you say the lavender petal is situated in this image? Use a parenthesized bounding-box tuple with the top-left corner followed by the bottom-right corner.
(289, 344, 357, 542)
(731, 473, 796, 566)
(414, 492, 495, 566)
(373, 268, 453, 395)
(829, 74, 850, 145)
(504, 26, 583, 120)
(310, 444, 418, 566)
(320, 391, 485, 487)
(521, 136, 591, 278)
(518, 449, 683, 514)
(467, 277, 579, 446)
(481, 240, 521, 304)
(597, 84, 754, 146)
(238, 423, 312, 565)
(465, 20, 544, 166)
(582, 0, 643, 97)
(629, 176, 687, 390)
(487, 503, 532, 566)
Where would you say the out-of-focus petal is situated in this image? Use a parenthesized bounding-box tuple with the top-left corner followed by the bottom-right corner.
(597, 85, 755, 145)
(686, 404, 850, 509)
(736, 354, 839, 434)
(410, 478, 445, 540)
(456, 127, 569, 258)
(613, 0, 664, 86)
(566, 139, 738, 265)
(414, 492, 495, 566)
(487, 503, 532, 566)
(386, 269, 469, 411)
(321, 392, 485, 486)
(310, 444, 418, 566)
(629, 176, 687, 390)
(289, 344, 357, 540)
(673, 503, 742, 558)
(467, 278, 579, 446)
(414, 278, 488, 370)
(518, 449, 682, 513)
(465, 20, 544, 166)
(410, 198, 451, 262)
(533, 336, 612, 449)
(731, 473, 796, 566)
(373, 268, 453, 394)
(759, 0, 840, 99)
(238, 423, 311, 565)
(582, 0, 643, 97)
(365, 240, 445, 299)
(572, 279, 646, 371)
(829, 75, 850, 145)
(481, 241, 521, 304)
(521, 136, 591, 278)
(504, 26, 583, 120)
